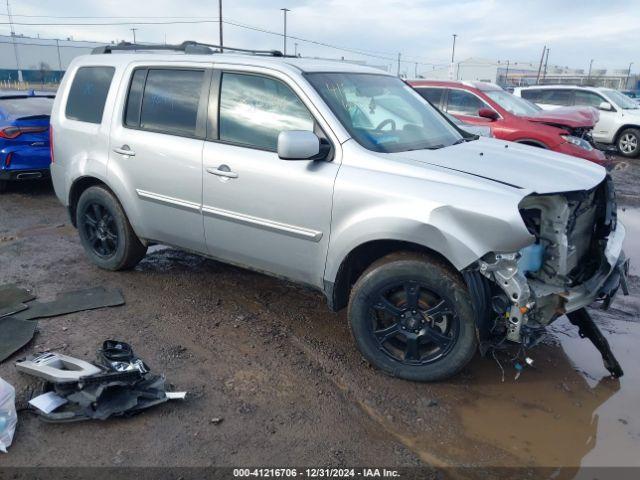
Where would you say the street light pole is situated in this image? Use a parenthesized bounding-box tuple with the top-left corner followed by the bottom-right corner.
(626, 62, 634, 89)
(280, 8, 290, 55)
(218, 0, 223, 52)
(130, 28, 138, 44)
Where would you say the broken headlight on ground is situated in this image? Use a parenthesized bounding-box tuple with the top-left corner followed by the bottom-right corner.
(465, 175, 629, 377)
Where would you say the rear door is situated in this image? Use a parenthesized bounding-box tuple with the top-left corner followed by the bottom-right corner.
(201, 68, 339, 287)
(536, 89, 573, 110)
(108, 65, 210, 252)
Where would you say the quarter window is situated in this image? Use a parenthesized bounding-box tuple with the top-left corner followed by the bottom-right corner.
(65, 66, 115, 124)
(219, 72, 314, 151)
(135, 69, 205, 137)
(446, 89, 486, 116)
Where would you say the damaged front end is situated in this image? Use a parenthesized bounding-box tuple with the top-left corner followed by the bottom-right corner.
(465, 175, 629, 377)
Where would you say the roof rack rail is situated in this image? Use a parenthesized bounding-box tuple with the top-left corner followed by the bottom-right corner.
(91, 40, 290, 57)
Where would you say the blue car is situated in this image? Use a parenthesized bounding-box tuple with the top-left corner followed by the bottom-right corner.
(0, 92, 54, 193)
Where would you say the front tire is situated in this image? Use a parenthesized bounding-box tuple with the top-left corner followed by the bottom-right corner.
(348, 252, 477, 382)
(617, 128, 640, 158)
(76, 186, 147, 270)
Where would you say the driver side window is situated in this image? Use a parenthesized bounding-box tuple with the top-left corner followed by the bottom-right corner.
(446, 89, 486, 116)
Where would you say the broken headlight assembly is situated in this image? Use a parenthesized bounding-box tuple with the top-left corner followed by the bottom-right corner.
(561, 134, 594, 151)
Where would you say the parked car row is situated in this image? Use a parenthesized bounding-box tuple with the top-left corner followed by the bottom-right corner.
(409, 80, 609, 165)
(514, 85, 640, 157)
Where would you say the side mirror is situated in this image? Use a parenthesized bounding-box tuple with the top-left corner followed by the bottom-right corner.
(598, 101, 613, 111)
(278, 130, 325, 160)
(478, 107, 499, 121)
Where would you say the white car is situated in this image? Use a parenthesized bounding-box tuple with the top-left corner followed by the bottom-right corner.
(514, 85, 640, 157)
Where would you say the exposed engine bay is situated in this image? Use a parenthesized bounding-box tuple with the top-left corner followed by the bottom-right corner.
(465, 175, 629, 377)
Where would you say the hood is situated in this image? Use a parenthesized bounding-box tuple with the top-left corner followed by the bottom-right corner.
(521, 106, 599, 129)
(387, 138, 606, 194)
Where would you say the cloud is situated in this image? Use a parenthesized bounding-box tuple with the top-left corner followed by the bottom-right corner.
(4, 0, 637, 73)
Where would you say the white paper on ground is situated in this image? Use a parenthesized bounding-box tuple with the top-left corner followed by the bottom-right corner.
(165, 391, 187, 400)
(28, 391, 68, 414)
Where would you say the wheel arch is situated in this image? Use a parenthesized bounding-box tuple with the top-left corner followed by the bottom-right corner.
(325, 239, 462, 312)
(614, 124, 640, 143)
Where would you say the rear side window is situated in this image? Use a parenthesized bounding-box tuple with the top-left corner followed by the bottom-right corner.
(65, 66, 115, 123)
(219, 72, 314, 151)
(538, 89, 572, 106)
(415, 87, 444, 107)
(134, 69, 205, 137)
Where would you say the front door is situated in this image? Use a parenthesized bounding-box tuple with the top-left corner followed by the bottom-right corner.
(109, 66, 210, 252)
(202, 70, 339, 286)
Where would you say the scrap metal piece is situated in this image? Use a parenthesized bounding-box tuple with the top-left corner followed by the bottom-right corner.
(567, 308, 623, 378)
(16, 352, 103, 382)
(0, 284, 35, 310)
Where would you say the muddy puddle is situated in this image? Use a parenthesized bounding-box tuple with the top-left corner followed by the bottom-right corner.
(457, 314, 639, 472)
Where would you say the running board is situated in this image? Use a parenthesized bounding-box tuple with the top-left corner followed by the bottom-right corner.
(567, 308, 623, 378)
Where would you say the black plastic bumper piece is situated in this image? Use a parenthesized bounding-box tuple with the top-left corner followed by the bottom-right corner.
(567, 308, 623, 378)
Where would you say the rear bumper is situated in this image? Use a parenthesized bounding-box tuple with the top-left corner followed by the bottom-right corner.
(0, 168, 50, 181)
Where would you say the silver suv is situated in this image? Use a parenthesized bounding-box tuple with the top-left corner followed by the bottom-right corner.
(50, 42, 629, 381)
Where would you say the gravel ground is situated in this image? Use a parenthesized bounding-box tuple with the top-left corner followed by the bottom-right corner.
(0, 155, 639, 477)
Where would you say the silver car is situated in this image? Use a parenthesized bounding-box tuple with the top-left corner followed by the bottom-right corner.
(50, 42, 628, 381)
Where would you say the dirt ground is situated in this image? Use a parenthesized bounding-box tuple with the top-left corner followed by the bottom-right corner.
(1, 155, 639, 478)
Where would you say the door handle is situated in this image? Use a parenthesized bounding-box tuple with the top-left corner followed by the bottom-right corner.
(113, 145, 135, 156)
(206, 165, 238, 179)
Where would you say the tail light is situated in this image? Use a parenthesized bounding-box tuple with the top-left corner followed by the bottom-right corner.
(4, 152, 12, 167)
(49, 125, 54, 164)
(0, 125, 48, 139)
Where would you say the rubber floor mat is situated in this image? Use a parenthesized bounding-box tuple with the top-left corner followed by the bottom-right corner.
(0, 303, 28, 318)
(0, 284, 35, 310)
(13, 287, 125, 321)
(0, 316, 37, 362)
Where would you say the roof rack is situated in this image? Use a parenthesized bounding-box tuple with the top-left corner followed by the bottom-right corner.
(91, 40, 290, 57)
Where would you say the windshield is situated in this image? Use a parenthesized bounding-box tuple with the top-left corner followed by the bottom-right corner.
(305, 73, 463, 152)
(484, 90, 541, 116)
(603, 89, 639, 110)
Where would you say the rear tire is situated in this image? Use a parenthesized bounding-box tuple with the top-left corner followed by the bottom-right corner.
(76, 186, 147, 270)
(348, 252, 477, 382)
(617, 128, 640, 158)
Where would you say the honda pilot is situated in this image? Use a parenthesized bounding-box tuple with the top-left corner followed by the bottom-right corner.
(49, 42, 629, 381)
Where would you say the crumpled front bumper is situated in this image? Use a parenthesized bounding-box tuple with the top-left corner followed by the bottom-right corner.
(546, 222, 627, 313)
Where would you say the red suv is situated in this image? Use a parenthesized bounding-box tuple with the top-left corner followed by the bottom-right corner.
(409, 80, 608, 166)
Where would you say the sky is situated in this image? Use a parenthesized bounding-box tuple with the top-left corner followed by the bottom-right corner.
(1, 0, 638, 76)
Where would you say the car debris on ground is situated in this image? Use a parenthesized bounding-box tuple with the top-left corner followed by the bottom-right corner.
(0, 377, 17, 453)
(17, 341, 186, 423)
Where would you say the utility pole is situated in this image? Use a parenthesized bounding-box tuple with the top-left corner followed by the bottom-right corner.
(504, 59, 510, 87)
(535, 45, 546, 85)
(626, 62, 634, 89)
(451, 34, 457, 63)
(6, 0, 22, 82)
(218, 0, 223, 52)
(587, 58, 594, 84)
(280, 8, 290, 55)
(542, 48, 550, 82)
(294, 42, 298, 56)
(55, 38, 62, 71)
(130, 28, 138, 44)
(414, 62, 418, 78)
(397, 52, 401, 76)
